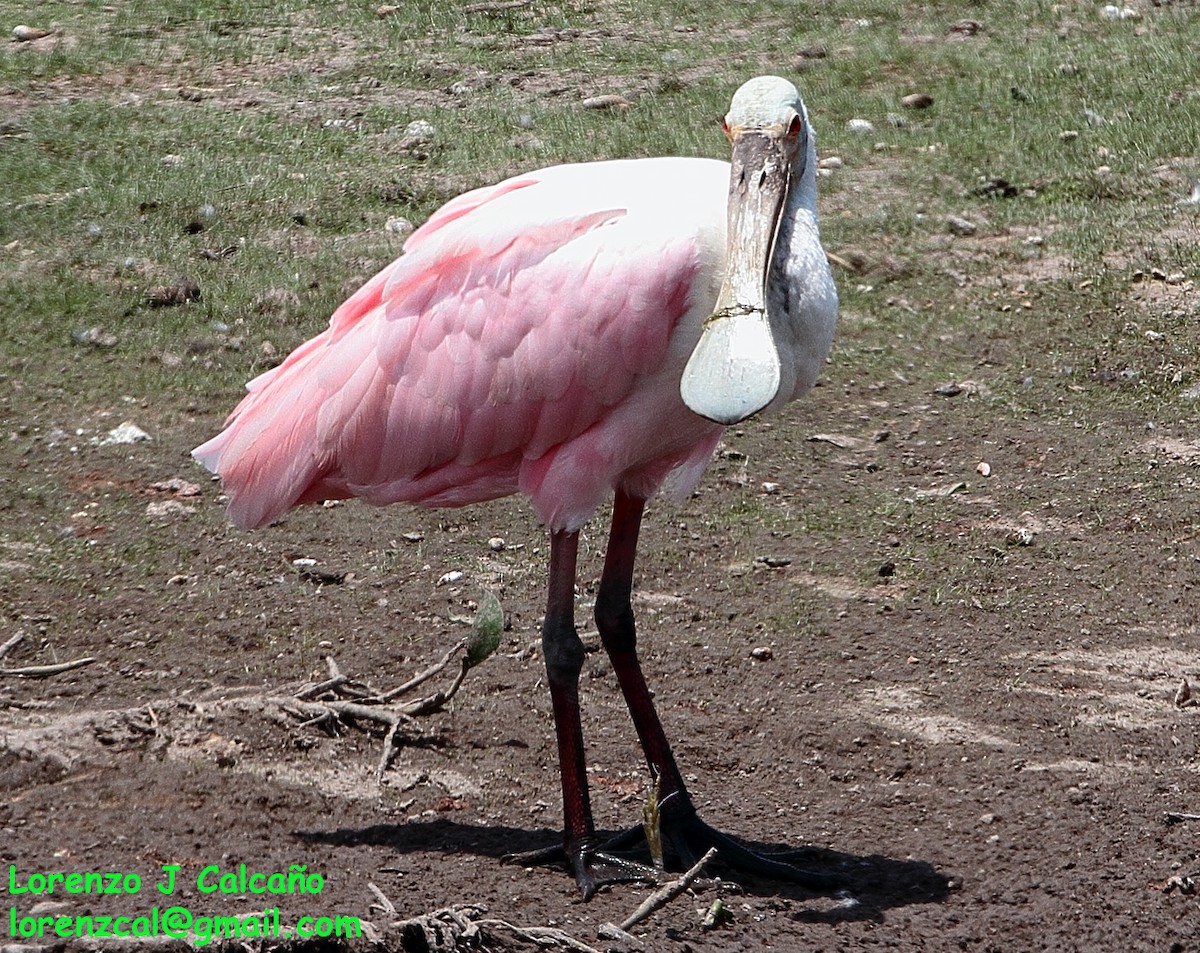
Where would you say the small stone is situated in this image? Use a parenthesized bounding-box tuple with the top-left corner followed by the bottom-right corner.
(438, 570, 465, 586)
(761, 482, 781, 495)
(846, 118, 875, 134)
(12, 25, 54, 41)
(1058, 130, 1079, 142)
(146, 500, 193, 518)
(878, 561, 896, 578)
(946, 215, 977, 236)
(581, 94, 633, 110)
(488, 536, 507, 551)
(1006, 527, 1035, 547)
(1100, 4, 1140, 20)
(1083, 108, 1107, 127)
(145, 280, 201, 308)
(750, 646, 774, 661)
(946, 19, 982, 38)
(758, 556, 792, 568)
(402, 119, 437, 143)
(376, 4, 400, 16)
(976, 461, 992, 477)
(402, 531, 424, 542)
(818, 156, 843, 170)
(901, 93, 933, 109)
(935, 381, 964, 397)
(151, 478, 201, 497)
(97, 421, 152, 445)
(385, 217, 414, 237)
(72, 326, 118, 348)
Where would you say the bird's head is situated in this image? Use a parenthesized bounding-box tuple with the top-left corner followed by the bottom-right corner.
(681, 76, 815, 426)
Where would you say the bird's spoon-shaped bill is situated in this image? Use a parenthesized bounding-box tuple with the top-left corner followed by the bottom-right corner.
(680, 127, 793, 426)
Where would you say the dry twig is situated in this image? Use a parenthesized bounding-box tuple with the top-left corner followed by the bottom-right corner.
(611, 847, 718, 934)
(375, 639, 466, 702)
(269, 638, 483, 782)
(367, 881, 397, 918)
(460, 0, 533, 14)
(477, 919, 603, 953)
(0, 631, 26, 663)
(1, 657, 99, 679)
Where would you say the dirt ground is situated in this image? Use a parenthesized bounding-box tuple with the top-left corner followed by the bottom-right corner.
(3, 9, 1199, 950)
(4, 326, 1199, 952)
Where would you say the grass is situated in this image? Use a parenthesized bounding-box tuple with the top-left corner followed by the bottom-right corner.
(1, 0, 1197, 610)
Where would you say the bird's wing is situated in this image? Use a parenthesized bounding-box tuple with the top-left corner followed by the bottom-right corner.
(193, 159, 724, 530)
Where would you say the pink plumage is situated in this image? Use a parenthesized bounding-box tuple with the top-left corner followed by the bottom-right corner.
(193, 156, 731, 532)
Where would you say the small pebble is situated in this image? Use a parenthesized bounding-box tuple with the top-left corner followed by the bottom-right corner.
(12, 24, 53, 41)
(488, 536, 507, 551)
(402, 120, 437, 143)
(581, 94, 633, 110)
(385, 217, 414, 237)
(438, 570, 464, 586)
(946, 215, 977, 237)
(846, 118, 875, 134)
(751, 646, 774, 661)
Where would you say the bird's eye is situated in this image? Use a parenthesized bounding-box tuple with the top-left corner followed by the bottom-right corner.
(788, 115, 803, 138)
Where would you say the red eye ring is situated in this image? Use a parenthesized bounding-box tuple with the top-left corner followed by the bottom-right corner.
(788, 114, 803, 137)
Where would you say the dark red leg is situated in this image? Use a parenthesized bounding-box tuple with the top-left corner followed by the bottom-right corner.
(509, 528, 659, 898)
(594, 490, 839, 887)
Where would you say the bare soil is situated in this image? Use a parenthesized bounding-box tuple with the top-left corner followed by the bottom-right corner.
(4, 340, 1199, 952)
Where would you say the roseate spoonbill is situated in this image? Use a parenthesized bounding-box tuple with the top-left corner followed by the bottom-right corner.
(194, 75, 839, 897)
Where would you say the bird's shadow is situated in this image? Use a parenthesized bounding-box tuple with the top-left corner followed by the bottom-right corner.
(300, 820, 949, 925)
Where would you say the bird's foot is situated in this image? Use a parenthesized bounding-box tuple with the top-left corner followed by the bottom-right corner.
(603, 801, 842, 891)
(503, 837, 662, 900)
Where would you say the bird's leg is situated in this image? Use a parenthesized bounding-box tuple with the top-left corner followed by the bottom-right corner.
(594, 490, 838, 889)
(511, 528, 658, 898)
(593, 493, 691, 805)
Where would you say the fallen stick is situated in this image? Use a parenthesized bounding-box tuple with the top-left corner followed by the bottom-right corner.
(0, 631, 26, 662)
(0, 657, 98, 678)
(460, 0, 533, 13)
(1165, 812, 1200, 823)
(615, 847, 718, 933)
(367, 881, 397, 917)
(477, 919, 602, 953)
(375, 639, 466, 702)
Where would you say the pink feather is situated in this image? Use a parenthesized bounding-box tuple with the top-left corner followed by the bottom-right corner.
(193, 157, 731, 532)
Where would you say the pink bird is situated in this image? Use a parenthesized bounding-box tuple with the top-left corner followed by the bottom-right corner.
(194, 75, 838, 897)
